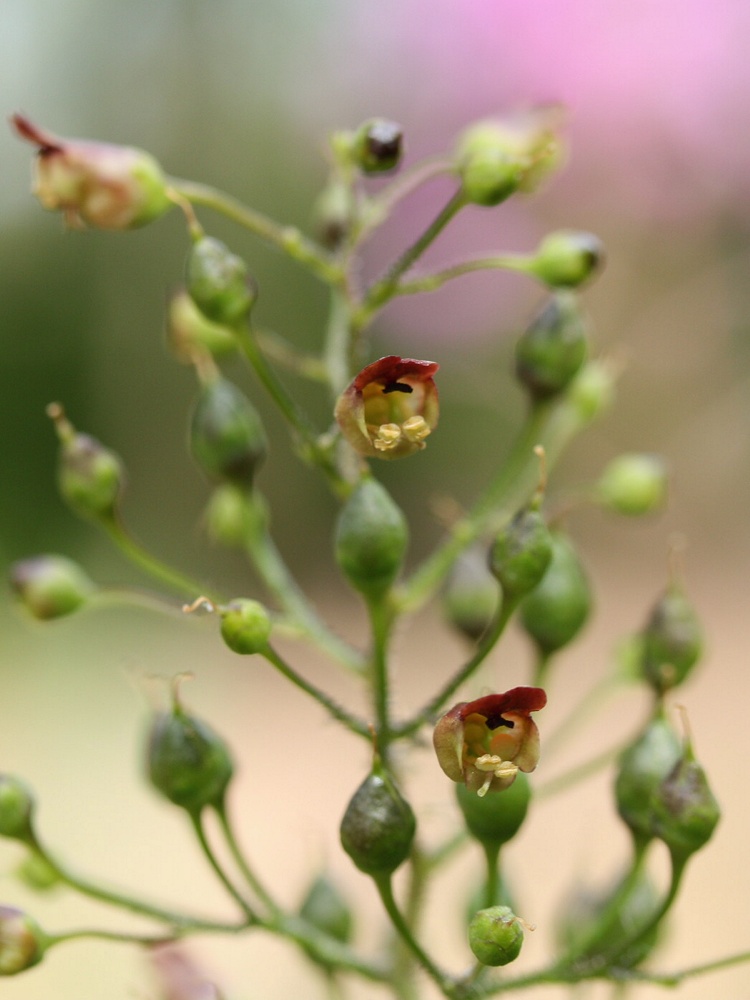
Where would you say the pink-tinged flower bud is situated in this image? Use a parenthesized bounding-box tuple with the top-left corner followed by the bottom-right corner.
(0, 907, 46, 976)
(9, 554, 95, 621)
(334, 356, 439, 460)
(433, 688, 547, 797)
(11, 114, 171, 230)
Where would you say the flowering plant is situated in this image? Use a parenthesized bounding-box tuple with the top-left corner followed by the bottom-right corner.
(2, 110, 740, 1000)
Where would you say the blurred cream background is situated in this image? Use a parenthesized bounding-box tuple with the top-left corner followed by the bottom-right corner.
(2, 2, 750, 998)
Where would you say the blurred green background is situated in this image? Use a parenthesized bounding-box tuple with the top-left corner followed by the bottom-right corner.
(2, 2, 750, 998)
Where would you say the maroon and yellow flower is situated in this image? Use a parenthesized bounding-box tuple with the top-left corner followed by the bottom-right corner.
(11, 113, 171, 230)
(334, 356, 439, 460)
(433, 688, 547, 796)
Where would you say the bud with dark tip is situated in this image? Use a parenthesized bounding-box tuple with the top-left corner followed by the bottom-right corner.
(442, 546, 501, 642)
(640, 584, 702, 694)
(189, 377, 267, 487)
(48, 404, 124, 520)
(515, 293, 588, 401)
(0, 907, 46, 976)
(340, 757, 416, 876)
(596, 454, 668, 517)
(456, 771, 531, 848)
(147, 703, 234, 815)
(614, 715, 682, 843)
(351, 119, 403, 174)
(220, 598, 272, 655)
(312, 180, 353, 250)
(489, 507, 552, 601)
(519, 532, 591, 655)
(334, 478, 408, 600)
(299, 874, 354, 946)
(187, 237, 256, 327)
(530, 230, 604, 288)
(468, 905, 525, 967)
(10, 555, 95, 621)
(0, 776, 35, 842)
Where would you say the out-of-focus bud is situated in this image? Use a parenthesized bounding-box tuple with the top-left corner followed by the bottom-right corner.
(15, 854, 60, 893)
(11, 114, 171, 230)
(434, 689, 546, 797)
(147, 702, 234, 815)
(652, 744, 720, 860)
(186, 237, 256, 327)
(334, 355, 439, 460)
(204, 484, 255, 548)
(167, 289, 237, 363)
(614, 715, 682, 843)
(442, 546, 501, 642)
(189, 377, 267, 487)
(48, 404, 124, 520)
(299, 874, 354, 946)
(0, 776, 35, 842)
(640, 584, 702, 694)
(529, 230, 604, 288)
(219, 598, 272, 655)
(340, 757, 416, 876)
(312, 180, 353, 250)
(0, 907, 46, 976)
(489, 507, 552, 601)
(515, 293, 588, 402)
(519, 532, 591, 656)
(456, 771, 531, 848)
(456, 110, 563, 207)
(596, 454, 668, 517)
(334, 478, 408, 601)
(468, 906, 525, 967)
(9, 554, 95, 621)
(568, 359, 616, 424)
(351, 119, 404, 174)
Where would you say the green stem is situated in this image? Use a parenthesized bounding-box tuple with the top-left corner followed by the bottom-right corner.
(262, 645, 371, 738)
(531, 650, 552, 688)
(169, 178, 340, 283)
(393, 254, 534, 298)
(47, 927, 176, 947)
(103, 513, 217, 601)
(396, 595, 519, 738)
(483, 841, 502, 910)
(354, 156, 456, 244)
(189, 810, 256, 921)
(241, 492, 364, 673)
(357, 189, 467, 327)
(324, 286, 356, 398)
(214, 802, 280, 915)
(368, 597, 395, 755)
(398, 395, 587, 615)
(535, 739, 630, 801)
(373, 874, 456, 998)
(270, 913, 390, 983)
(254, 328, 329, 382)
(622, 948, 750, 987)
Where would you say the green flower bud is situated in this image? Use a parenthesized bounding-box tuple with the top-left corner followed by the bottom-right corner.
(147, 704, 234, 815)
(596, 454, 668, 517)
(489, 507, 552, 601)
(456, 771, 531, 848)
(459, 149, 524, 207)
(204, 484, 254, 547)
(48, 404, 124, 520)
(187, 237, 256, 326)
(334, 478, 408, 600)
(557, 868, 662, 968)
(352, 119, 404, 174)
(220, 598, 272, 655)
(468, 905, 524, 967)
(299, 874, 354, 945)
(652, 748, 720, 860)
(519, 532, 591, 655)
(442, 547, 501, 642)
(189, 377, 267, 487)
(530, 230, 604, 288)
(9, 554, 95, 621)
(15, 853, 60, 892)
(340, 758, 416, 876)
(614, 715, 682, 842)
(515, 293, 588, 401)
(0, 776, 35, 842)
(312, 180, 353, 250)
(640, 585, 703, 694)
(0, 907, 46, 976)
(166, 289, 237, 362)
(568, 359, 616, 424)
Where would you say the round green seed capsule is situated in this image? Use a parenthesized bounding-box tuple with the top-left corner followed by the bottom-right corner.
(468, 906, 524, 967)
(652, 750, 720, 859)
(515, 293, 588, 401)
(596, 454, 668, 517)
(530, 230, 604, 288)
(334, 478, 408, 600)
(456, 771, 531, 848)
(442, 546, 501, 642)
(190, 377, 267, 487)
(641, 585, 702, 693)
(220, 598, 272, 655)
(0, 776, 35, 842)
(340, 760, 416, 876)
(9, 555, 95, 621)
(489, 507, 552, 601)
(519, 532, 591, 655)
(299, 874, 354, 945)
(614, 715, 681, 842)
(187, 236, 256, 326)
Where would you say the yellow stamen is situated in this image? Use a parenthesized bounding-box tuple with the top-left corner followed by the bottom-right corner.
(373, 422, 402, 451)
(402, 415, 430, 443)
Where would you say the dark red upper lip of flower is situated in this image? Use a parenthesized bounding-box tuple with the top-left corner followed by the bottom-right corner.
(352, 356, 439, 392)
(456, 687, 547, 721)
